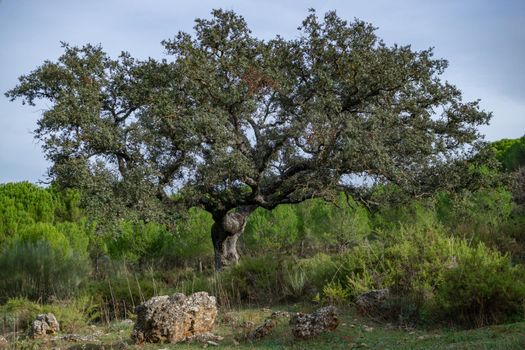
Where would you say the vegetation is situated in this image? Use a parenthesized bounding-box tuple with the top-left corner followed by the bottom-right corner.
(2, 7, 525, 350)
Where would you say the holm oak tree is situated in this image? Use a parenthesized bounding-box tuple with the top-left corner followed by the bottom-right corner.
(7, 9, 491, 269)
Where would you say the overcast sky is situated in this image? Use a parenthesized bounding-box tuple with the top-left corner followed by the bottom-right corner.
(1, 0, 524, 183)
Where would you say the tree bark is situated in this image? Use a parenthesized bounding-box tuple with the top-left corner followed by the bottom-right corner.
(211, 205, 256, 270)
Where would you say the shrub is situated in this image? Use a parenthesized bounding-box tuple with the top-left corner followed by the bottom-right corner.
(0, 297, 42, 333)
(0, 239, 90, 303)
(219, 255, 282, 305)
(0, 296, 94, 334)
(436, 243, 525, 326)
(322, 282, 349, 305)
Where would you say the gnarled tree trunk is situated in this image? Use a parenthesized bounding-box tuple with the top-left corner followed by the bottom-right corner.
(211, 206, 255, 270)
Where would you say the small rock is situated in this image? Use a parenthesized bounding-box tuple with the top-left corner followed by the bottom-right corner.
(207, 340, 219, 346)
(289, 306, 339, 340)
(59, 334, 100, 342)
(29, 313, 60, 339)
(0, 336, 7, 347)
(363, 325, 374, 332)
(185, 332, 224, 344)
(249, 318, 276, 340)
(355, 289, 390, 316)
(270, 311, 291, 319)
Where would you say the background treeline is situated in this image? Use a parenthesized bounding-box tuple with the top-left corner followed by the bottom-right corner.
(0, 136, 524, 331)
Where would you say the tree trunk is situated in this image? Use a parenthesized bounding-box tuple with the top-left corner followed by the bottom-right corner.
(211, 206, 255, 270)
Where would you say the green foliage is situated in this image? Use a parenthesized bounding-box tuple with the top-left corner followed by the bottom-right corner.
(220, 255, 282, 304)
(244, 196, 371, 255)
(7, 10, 491, 256)
(173, 208, 214, 262)
(105, 221, 177, 265)
(436, 243, 525, 326)
(103, 208, 213, 267)
(0, 297, 42, 332)
(0, 239, 90, 303)
(0, 296, 94, 333)
(0, 182, 56, 243)
(244, 205, 300, 251)
(85, 263, 169, 320)
(492, 135, 525, 171)
(321, 282, 349, 305)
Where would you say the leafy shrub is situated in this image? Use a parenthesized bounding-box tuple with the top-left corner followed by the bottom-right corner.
(0, 296, 94, 333)
(219, 255, 282, 305)
(0, 297, 42, 333)
(296, 253, 337, 294)
(436, 243, 525, 326)
(104, 208, 213, 268)
(322, 282, 349, 305)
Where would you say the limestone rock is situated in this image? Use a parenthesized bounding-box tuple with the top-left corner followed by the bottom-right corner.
(355, 289, 390, 315)
(184, 332, 223, 344)
(29, 313, 60, 339)
(289, 306, 339, 340)
(131, 292, 217, 344)
(0, 335, 7, 347)
(249, 310, 292, 340)
(249, 318, 276, 340)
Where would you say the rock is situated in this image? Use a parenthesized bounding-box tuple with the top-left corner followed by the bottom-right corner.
(131, 292, 217, 344)
(355, 289, 390, 315)
(29, 313, 60, 339)
(270, 311, 291, 319)
(248, 310, 293, 340)
(59, 334, 100, 342)
(184, 332, 223, 344)
(249, 318, 276, 340)
(289, 306, 339, 340)
(0, 336, 7, 347)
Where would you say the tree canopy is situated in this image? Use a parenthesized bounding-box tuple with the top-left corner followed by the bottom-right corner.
(7, 9, 492, 268)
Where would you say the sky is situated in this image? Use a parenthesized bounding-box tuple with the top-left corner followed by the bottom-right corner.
(0, 0, 524, 183)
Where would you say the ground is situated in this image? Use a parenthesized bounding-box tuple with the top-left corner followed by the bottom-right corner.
(6, 305, 525, 350)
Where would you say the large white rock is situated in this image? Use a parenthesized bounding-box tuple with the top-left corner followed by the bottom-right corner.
(131, 292, 217, 344)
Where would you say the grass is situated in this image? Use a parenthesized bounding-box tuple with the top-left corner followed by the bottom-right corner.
(4, 304, 525, 349)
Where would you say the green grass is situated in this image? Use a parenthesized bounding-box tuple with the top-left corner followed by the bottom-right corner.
(5, 305, 525, 349)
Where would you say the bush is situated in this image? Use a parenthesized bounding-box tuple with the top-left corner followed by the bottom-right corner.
(0, 238, 90, 303)
(436, 243, 525, 326)
(0, 296, 94, 334)
(219, 255, 282, 305)
(0, 297, 42, 333)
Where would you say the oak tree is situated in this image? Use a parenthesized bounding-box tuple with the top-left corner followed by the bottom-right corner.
(7, 9, 491, 269)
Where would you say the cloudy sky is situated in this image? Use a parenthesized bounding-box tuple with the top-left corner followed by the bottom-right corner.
(0, 0, 524, 183)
